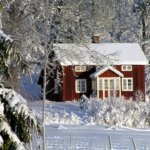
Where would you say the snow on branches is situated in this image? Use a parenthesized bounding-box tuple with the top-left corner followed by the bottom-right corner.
(80, 96, 150, 128)
(0, 89, 41, 149)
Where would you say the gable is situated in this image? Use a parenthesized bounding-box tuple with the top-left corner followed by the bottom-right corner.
(90, 66, 124, 78)
(99, 69, 120, 77)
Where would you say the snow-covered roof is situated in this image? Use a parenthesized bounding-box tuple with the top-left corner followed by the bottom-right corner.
(53, 43, 148, 66)
(90, 66, 124, 78)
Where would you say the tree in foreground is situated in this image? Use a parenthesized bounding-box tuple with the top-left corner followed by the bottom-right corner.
(0, 30, 40, 149)
(0, 90, 40, 149)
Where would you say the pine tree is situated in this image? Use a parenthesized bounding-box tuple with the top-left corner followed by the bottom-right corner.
(0, 30, 40, 149)
(0, 30, 29, 87)
(0, 90, 41, 149)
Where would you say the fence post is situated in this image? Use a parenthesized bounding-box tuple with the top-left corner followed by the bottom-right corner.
(109, 135, 112, 150)
(69, 134, 72, 150)
(132, 138, 137, 150)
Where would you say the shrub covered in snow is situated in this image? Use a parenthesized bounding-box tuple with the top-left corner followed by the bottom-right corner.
(80, 97, 150, 128)
(44, 110, 81, 125)
(0, 90, 41, 149)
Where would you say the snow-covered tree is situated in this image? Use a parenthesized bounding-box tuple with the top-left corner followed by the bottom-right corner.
(0, 1, 32, 89)
(0, 4, 40, 149)
(0, 90, 40, 149)
(0, 30, 29, 84)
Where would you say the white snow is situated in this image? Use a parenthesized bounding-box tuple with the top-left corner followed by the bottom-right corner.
(19, 64, 42, 100)
(30, 98, 150, 128)
(30, 99, 150, 149)
(4, 90, 27, 107)
(0, 89, 39, 149)
(53, 43, 148, 65)
(0, 102, 4, 117)
(4, 90, 38, 123)
(0, 121, 25, 150)
(0, 30, 13, 43)
(0, 135, 3, 146)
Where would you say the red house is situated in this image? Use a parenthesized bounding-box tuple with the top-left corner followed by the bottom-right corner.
(38, 39, 148, 101)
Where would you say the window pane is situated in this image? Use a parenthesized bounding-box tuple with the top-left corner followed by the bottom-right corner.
(116, 78, 119, 90)
(128, 79, 132, 90)
(127, 66, 131, 70)
(123, 66, 126, 70)
(75, 66, 80, 72)
(81, 80, 85, 91)
(110, 79, 114, 90)
(104, 79, 108, 90)
(99, 79, 103, 90)
(77, 80, 80, 91)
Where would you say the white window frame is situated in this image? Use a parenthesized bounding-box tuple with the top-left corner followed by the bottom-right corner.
(121, 65, 132, 71)
(75, 79, 87, 93)
(54, 79, 59, 93)
(75, 66, 86, 72)
(99, 78, 120, 91)
(122, 78, 133, 91)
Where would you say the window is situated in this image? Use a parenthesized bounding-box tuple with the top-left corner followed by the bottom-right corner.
(54, 79, 59, 93)
(75, 66, 86, 72)
(115, 78, 119, 90)
(104, 79, 108, 90)
(122, 78, 133, 91)
(110, 79, 115, 90)
(121, 65, 132, 71)
(75, 79, 86, 93)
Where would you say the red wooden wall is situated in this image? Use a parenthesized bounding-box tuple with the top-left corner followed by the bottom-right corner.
(62, 66, 95, 101)
(115, 65, 145, 99)
(40, 65, 145, 101)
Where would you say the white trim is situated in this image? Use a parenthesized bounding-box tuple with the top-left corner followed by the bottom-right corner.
(122, 78, 133, 91)
(119, 77, 121, 97)
(97, 77, 99, 99)
(90, 66, 124, 78)
(75, 79, 87, 93)
(121, 65, 132, 71)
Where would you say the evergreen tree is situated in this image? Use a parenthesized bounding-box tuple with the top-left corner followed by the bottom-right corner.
(0, 30, 29, 87)
(0, 30, 40, 149)
(0, 90, 40, 149)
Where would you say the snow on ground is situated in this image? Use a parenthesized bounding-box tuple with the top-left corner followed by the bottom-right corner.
(30, 98, 150, 128)
(30, 100, 150, 150)
(29, 101, 84, 125)
(42, 125, 150, 150)
(20, 64, 42, 100)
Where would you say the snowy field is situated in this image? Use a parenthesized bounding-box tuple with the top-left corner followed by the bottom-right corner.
(43, 125, 150, 150)
(30, 100, 150, 150)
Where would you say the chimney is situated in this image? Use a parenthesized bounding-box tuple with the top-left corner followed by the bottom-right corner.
(91, 35, 100, 43)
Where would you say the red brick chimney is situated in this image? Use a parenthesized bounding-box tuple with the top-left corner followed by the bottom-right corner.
(91, 35, 100, 43)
